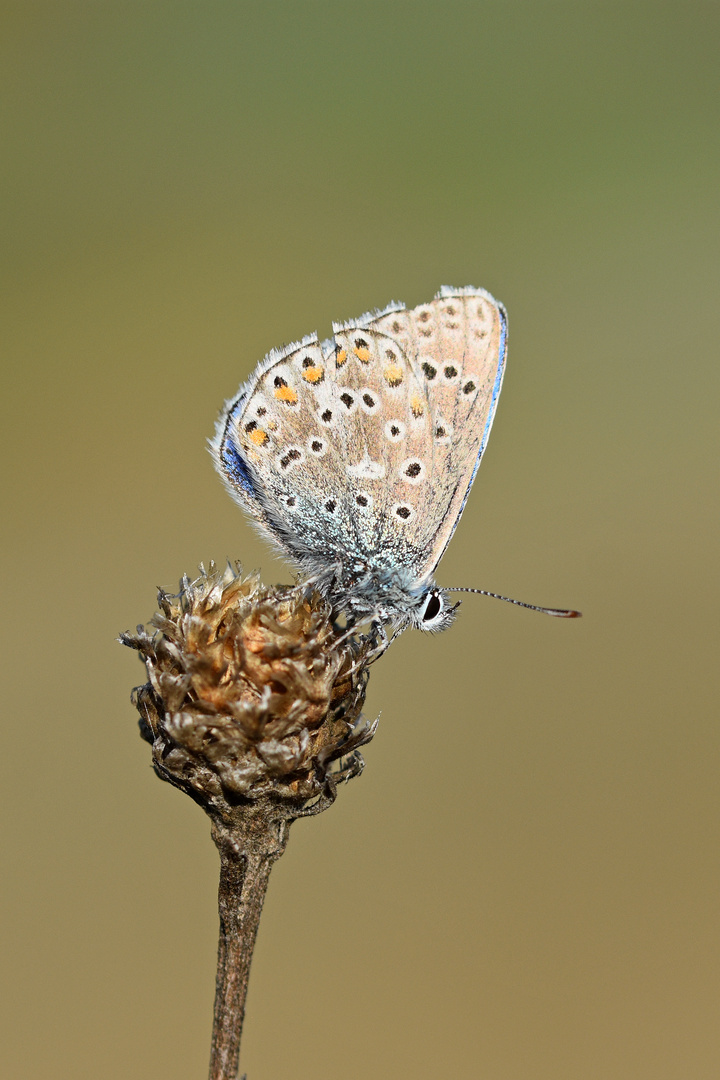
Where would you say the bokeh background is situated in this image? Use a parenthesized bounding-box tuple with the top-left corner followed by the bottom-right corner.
(2, 3, 718, 1078)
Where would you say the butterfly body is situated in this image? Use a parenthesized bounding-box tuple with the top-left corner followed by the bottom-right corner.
(211, 286, 508, 631)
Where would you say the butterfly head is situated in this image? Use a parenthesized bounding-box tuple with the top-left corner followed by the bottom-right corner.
(357, 576, 460, 633)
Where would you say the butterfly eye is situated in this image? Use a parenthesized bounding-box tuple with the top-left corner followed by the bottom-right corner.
(421, 591, 442, 623)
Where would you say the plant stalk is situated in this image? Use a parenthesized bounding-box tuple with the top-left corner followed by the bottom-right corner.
(208, 815, 288, 1080)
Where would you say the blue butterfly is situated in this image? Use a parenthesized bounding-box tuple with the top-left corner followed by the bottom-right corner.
(211, 286, 578, 630)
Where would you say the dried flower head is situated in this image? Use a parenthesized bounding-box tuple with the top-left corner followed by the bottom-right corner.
(121, 562, 378, 829)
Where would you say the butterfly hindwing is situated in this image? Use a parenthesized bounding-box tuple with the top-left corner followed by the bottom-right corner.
(328, 324, 435, 577)
(361, 286, 507, 577)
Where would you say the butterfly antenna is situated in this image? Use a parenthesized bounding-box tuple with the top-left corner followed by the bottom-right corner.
(445, 587, 581, 618)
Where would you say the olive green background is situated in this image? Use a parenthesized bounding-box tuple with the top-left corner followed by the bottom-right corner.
(2, 3, 718, 1078)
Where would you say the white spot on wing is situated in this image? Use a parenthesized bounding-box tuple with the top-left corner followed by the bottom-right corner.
(346, 455, 386, 480)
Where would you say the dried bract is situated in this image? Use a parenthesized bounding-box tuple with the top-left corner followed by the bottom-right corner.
(121, 562, 378, 826)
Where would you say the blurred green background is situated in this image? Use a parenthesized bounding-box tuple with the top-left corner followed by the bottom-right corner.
(2, 3, 718, 1078)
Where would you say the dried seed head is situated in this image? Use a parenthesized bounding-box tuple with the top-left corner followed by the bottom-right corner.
(121, 562, 378, 824)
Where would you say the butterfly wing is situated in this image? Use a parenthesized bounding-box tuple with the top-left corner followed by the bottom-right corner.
(212, 285, 506, 589)
(211, 328, 435, 578)
(361, 285, 507, 579)
(327, 321, 436, 579)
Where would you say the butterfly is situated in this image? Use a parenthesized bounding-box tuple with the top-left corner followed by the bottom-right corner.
(211, 285, 579, 632)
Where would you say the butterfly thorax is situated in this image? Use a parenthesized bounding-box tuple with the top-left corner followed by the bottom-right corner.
(297, 553, 458, 632)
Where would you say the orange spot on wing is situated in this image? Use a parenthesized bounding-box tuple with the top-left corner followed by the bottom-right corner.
(274, 385, 298, 404)
(354, 346, 370, 364)
(301, 365, 324, 383)
(384, 364, 403, 387)
(410, 394, 424, 418)
(336, 349, 347, 367)
(248, 428, 269, 446)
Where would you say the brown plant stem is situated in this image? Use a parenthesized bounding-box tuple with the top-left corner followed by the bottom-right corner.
(121, 567, 377, 1076)
(208, 810, 290, 1080)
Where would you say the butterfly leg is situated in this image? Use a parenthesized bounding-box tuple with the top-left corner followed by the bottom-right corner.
(366, 618, 406, 663)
